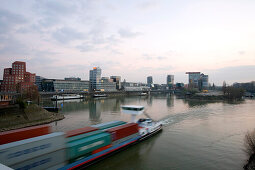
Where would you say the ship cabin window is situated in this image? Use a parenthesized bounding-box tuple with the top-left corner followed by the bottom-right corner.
(122, 107, 144, 111)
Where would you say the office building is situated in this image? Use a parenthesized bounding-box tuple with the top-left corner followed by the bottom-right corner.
(186, 72, 201, 88)
(199, 74, 209, 90)
(42, 79, 89, 92)
(167, 75, 174, 88)
(1, 61, 35, 92)
(100, 77, 117, 91)
(122, 81, 149, 91)
(89, 67, 102, 91)
(186, 72, 209, 90)
(64, 77, 81, 81)
(147, 76, 153, 87)
(110, 76, 121, 90)
(35, 76, 45, 91)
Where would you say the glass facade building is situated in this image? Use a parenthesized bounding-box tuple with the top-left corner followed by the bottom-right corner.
(186, 72, 209, 90)
(167, 75, 174, 88)
(147, 76, 153, 87)
(89, 67, 102, 91)
(42, 79, 89, 92)
(110, 76, 121, 90)
(100, 77, 117, 91)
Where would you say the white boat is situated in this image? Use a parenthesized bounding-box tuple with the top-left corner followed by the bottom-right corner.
(121, 105, 162, 140)
(93, 94, 107, 98)
(51, 94, 84, 101)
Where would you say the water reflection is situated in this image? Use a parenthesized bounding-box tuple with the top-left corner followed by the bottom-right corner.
(184, 99, 210, 107)
(147, 95, 153, 106)
(166, 94, 174, 107)
(89, 100, 102, 124)
(88, 131, 162, 170)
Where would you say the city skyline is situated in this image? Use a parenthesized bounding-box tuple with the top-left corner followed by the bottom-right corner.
(0, 1, 255, 85)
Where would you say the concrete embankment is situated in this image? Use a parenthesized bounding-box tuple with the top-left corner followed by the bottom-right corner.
(0, 104, 64, 132)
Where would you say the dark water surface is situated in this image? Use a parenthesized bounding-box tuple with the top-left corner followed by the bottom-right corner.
(43, 94, 255, 170)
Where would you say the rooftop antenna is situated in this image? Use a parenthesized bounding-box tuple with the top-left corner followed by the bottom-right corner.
(121, 105, 144, 122)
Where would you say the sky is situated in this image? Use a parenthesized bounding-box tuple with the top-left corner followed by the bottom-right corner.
(0, 0, 255, 85)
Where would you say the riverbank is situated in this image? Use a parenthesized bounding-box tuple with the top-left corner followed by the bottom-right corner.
(183, 90, 245, 102)
(0, 104, 64, 132)
(187, 91, 225, 101)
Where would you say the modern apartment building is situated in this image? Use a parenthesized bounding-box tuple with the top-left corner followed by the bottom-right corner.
(0, 61, 35, 92)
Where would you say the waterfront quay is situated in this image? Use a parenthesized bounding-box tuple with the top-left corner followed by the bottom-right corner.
(39, 90, 174, 98)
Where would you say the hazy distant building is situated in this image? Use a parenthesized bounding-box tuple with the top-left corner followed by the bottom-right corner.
(110, 76, 121, 90)
(233, 81, 255, 93)
(89, 67, 102, 91)
(176, 83, 184, 89)
(147, 76, 153, 87)
(64, 77, 81, 81)
(100, 77, 117, 91)
(1, 61, 36, 92)
(167, 75, 174, 89)
(122, 82, 149, 91)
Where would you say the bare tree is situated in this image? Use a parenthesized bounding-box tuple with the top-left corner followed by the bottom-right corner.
(244, 130, 255, 170)
(222, 81, 227, 95)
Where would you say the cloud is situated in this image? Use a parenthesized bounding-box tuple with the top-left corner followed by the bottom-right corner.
(76, 44, 95, 52)
(76, 34, 120, 52)
(26, 56, 58, 71)
(142, 54, 167, 60)
(0, 36, 29, 55)
(0, 8, 27, 34)
(238, 51, 245, 55)
(33, 64, 91, 79)
(142, 54, 152, 60)
(52, 27, 84, 43)
(137, 0, 160, 10)
(204, 65, 255, 85)
(157, 56, 167, 60)
(90, 61, 120, 70)
(34, 0, 77, 20)
(118, 28, 141, 38)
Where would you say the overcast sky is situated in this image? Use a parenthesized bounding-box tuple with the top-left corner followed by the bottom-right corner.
(0, 0, 254, 85)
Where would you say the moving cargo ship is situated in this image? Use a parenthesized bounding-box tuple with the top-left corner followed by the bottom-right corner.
(0, 105, 162, 170)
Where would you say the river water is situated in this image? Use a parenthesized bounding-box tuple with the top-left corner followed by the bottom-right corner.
(44, 94, 255, 170)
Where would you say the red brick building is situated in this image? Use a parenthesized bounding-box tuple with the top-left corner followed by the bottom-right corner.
(0, 61, 36, 92)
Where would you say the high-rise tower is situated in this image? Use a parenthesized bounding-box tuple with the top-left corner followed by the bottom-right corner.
(89, 67, 102, 91)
